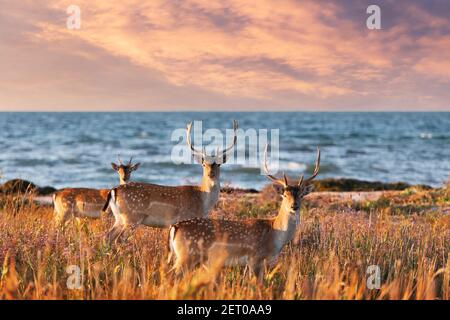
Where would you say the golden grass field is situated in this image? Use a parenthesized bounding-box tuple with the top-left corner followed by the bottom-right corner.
(0, 183, 448, 300)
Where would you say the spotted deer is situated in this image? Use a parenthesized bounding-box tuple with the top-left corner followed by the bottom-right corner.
(168, 144, 320, 278)
(103, 120, 238, 244)
(53, 156, 140, 225)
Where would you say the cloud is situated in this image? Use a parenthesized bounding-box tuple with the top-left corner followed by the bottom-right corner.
(0, 0, 449, 110)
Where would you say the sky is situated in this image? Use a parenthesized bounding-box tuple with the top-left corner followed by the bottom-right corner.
(0, 0, 449, 111)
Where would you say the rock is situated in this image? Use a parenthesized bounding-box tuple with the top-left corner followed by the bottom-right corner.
(311, 178, 432, 192)
(0, 179, 57, 196)
(221, 187, 259, 194)
(261, 178, 433, 193)
(0, 179, 38, 195)
(37, 186, 57, 195)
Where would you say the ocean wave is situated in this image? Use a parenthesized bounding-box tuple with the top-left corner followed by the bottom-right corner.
(230, 162, 339, 176)
(345, 149, 367, 155)
(420, 132, 433, 139)
(1, 112, 448, 189)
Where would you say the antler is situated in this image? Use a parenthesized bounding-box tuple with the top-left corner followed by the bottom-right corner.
(128, 156, 134, 165)
(186, 122, 205, 158)
(263, 144, 288, 188)
(216, 120, 238, 160)
(117, 154, 123, 165)
(301, 147, 320, 186)
(187, 120, 238, 162)
(297, 175, 304, 187)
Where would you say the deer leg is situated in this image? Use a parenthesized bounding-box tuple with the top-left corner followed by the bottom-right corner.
(56, 209, 72, 228)
(54, 200, 69, 227)
(170, 242, 191, 275)
(112, 214, 143, 245)
(172, 257, 185, 275)
(54, 209, 63, 227)
(107, 209, 135, 245)
(249, 257, 264, 282)
(107, 220, 126, 245)
(172, 255, 196, 277)
(117, 222, 139, 244)
(115, 226, 128, 244)
(53, 196, 63, 226)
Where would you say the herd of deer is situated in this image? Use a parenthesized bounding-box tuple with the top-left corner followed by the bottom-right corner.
(52, 120, 320, 279)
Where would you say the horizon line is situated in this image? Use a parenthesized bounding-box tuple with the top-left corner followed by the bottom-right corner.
(0, 109, 449, 113)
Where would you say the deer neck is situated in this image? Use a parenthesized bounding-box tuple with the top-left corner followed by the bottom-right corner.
(200, 175, 220, 214)
(119, 177, 127, 185)
(271, 202, 300, 252)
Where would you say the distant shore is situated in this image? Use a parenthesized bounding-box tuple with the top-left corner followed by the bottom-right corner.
(0, 177, 436, 197)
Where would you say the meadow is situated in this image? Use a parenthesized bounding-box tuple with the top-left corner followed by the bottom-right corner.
(0, 182, 448, 300)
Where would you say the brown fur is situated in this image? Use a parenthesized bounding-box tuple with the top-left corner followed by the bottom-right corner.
(53, 188, 110, 224)
(168, 188, 305, 278)
(168, 145, 320, 278)
(105, 166, 221, 244)
(53, 158, 139, 225)
(105, 121, 238, 244)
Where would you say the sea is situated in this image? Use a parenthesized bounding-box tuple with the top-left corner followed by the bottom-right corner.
(0, 112, 448, 190)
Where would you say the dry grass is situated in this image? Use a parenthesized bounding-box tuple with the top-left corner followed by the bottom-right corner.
(0, 186, 448, 300)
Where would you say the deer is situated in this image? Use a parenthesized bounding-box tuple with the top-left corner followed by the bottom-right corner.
(167, 144, 320, 279)
(103, 120, 238, 244)
(53, 156, 140, 225)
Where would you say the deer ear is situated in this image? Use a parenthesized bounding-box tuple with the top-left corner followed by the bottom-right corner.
(301, 184, 314, 197)
(131, 163, 141, 171)
(272, 183, 284, 195)
(111, 163, 119, 171)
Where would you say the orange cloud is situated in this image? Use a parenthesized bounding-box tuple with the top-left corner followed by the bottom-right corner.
(1, 0, 449, 110)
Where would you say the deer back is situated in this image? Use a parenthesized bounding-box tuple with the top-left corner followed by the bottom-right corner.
(171, 218, 275, 258)
(112, 182, 208, 225)
(56, 188, 107, 205)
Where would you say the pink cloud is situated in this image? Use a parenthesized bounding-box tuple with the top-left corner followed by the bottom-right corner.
(0, 0, 449, 110)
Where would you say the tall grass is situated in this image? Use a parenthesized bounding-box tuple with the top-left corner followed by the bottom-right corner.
(0, 186, 448, 300)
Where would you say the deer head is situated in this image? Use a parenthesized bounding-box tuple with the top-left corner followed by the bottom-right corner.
(186, 120, 238, 184)
(264, 144, 320, 216)
(111, 155, 141, 185)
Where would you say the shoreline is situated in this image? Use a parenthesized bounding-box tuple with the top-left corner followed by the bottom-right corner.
(0, 177, 443, 210)
(0, 177, 436, 196)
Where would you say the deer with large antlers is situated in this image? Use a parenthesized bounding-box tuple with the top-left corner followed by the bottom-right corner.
(53, 156, 140, 225)
(167, 144, 320, 279)
(103, 120, 238, 244)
